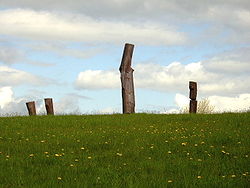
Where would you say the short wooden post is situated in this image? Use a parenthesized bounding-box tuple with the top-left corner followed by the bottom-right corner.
(26, 101, 36, 116)
(189, 81, 197, 113)
(119, 43, 135, 114)
(44, 98, 54, 115)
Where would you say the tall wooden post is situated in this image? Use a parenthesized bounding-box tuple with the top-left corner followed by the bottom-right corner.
(189, 81, 197, 113)
(26, 101, 36, 116)
(119, 43, 135, 114)
(44, 98, 54, 115)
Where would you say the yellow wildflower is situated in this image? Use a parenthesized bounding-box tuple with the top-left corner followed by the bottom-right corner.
(116, 153, 122, 157)
(181, 142, 187, 146)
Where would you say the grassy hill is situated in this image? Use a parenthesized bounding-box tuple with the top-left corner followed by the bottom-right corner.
(0, 113, 249, 187)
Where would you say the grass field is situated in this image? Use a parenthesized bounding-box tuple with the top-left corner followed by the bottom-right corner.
(0, 113, 249, 187)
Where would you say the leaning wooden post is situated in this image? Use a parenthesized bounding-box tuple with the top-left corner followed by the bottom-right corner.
(44, 98, 54, 115)
(189, 81, 197, 113)
(26, 101, 36, 116)
(119, 43, 135, 114)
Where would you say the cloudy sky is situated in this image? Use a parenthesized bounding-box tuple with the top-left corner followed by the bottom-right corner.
(0, 0, 250, 115)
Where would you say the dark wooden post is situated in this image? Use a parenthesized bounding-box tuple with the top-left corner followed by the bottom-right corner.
(119, 43, 135, 114)
(26, 101, 36, 116)
(44, 98, 54, 115)
(189, 81, 197, 113)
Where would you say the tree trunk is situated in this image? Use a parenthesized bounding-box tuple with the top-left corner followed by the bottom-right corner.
(119, 43, 135, 114)
(44, 98, 54, 115)
(189, 100, 197, 113)
(26, 101, 36, 116)
(189, 81, 197, 113)
(189, 81, 197, 100)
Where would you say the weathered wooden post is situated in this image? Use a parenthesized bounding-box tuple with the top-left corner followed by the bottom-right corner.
(26, 101, 36, 116)
(189, 81, 197, 113)
(119, 43, 135, 114)
(44, 98, 54, 115)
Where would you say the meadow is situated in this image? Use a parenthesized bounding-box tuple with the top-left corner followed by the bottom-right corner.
(0, 113, 249, 187)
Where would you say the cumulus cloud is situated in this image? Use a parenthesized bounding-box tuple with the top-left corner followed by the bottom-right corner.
(0, 87, 86, 116)
(173, 93, 250, 113)
(0, 66, 49, 86)
(76, 70, 120, 90)
(0, 87, 29, 115)
(0, 9, 186, 45)
(75, 56, 250, 96)
(0, 87, 13, 108)
(209, 94, 250, 112)
(175, 93, 189, 108)
(53, 96, 81, 115)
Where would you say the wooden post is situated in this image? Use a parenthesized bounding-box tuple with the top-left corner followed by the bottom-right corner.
(26, 101, 36, 116)
(189, 81, 197, 113)
(119, 43, 135, 114)
(44, 98, 54, 115)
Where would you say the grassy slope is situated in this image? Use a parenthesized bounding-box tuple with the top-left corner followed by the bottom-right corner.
(0, 113, 249, 187)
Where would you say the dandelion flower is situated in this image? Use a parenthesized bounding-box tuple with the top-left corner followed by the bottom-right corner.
(181, 142, 187, 146)
(194, 144, 198, 147)
(116, 153, 122, 157)
(81, 147, 85, 150)
(55, 154, 60, 157)
(168, 151, 172, 154)
(44, 152, 49, 154)
(57, 177, 62, 180)
(29, 154, 34, 157)
(197, 176, 202, 179)
(75, 159, 79, 162)
(197, 159, 202, 162)
(87, 156, 92, 159)
(231, 175, 236, 178)
(70, 164, 74, 167)
(167, 180, 173, 183)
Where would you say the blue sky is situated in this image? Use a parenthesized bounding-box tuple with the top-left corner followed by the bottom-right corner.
(0, 0, 250, 115)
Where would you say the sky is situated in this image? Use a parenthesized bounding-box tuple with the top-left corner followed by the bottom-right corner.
(0, 0, 250, 115)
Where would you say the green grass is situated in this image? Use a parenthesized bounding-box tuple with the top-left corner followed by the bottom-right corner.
(0, 113, 249, 187)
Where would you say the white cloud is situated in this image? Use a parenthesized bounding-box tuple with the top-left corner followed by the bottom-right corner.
(175, 93, 189, 108)
(0, 9, 186, 45)
(0, 66, 48, 86)
(0, 87, 13, 108)
(209, 94, 250, 112)
(75, 52, 250, 96)
(0, 87, 84, 116)
(172, 93, 250, 113)
(53, 96, 81, 115)
(1, 1, 250, 44)
(76, 70, 120, 90)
